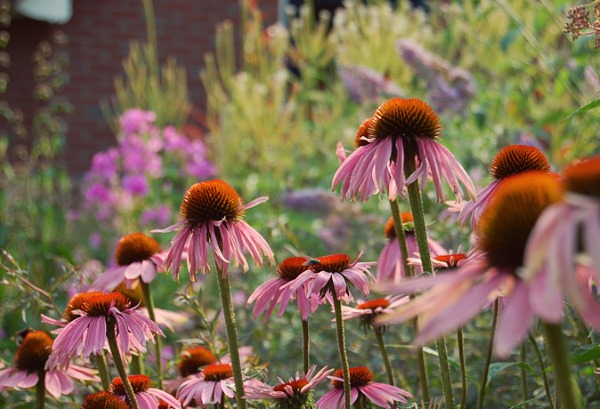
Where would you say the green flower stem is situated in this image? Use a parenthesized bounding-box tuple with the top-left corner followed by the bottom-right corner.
(476, 299, 499, 409)
(404, 159, 454, 408)
(331, 285, 351, 409)
(374, 325, 395, 387)
(389, 199, 430, 402)
(302, 318, 310, 374)
(542, 322, 583, 409)
(457, 328, 467, 409)
(520, 343, 528, 409)
(141, 281, 164, 389)
(528, 333, 555, 409)
(107, 320, 140, 409)
(36, 371, 46, 409)
(216, 271, 247, 409)
(130, 353, 144, 375)
(95, 352, 111, 390)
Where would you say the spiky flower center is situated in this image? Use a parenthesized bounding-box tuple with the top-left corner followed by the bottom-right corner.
(384, 212, 414, 239)
(357, 298, 390, 311)
(354, 117, 373, 148)
(273, 379, 309, 394)
(111, 374, 152, 396)
(180, 179, 244, 225)
(434, 253, 467, 269)
(490, 145, 551, 180)
(478, 171, 563, 270)
(81, 391, 130, 409)
(563, 155, 600, 198)
(311, 254, 351, 273)
(370, 98, 441, 142)
(65, 292, 130, 319)
(277, 256, 310, 281)
(178, 346, 218, 377)
(203, 363, 233, 381)
(114, 232, 161, 266)
(332, 366, 373, 389)
(114, 281, 144, 307)
(14, 331, 53, 373)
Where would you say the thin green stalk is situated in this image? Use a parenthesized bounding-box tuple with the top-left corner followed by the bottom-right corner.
(542, 322, 583, 409)
(476, 299, 499, 409)
(216, 271, 247, 409)
(332, 286, 351, 409)
(457, 328, 467, 409)
(404, 159, 454, 408)
(374, 325, 395, 386)
(130, 353, 144, 375)
(528, 333, 555, 409)
(389, 199, 429, 402)
(520, 343, 528, 409)
(141, 0, 158, 77)
(95, 352, 111, 390)
(302, 318, 310, 374)
(107, 320, 140, 409)
(36, 371, 46, 409)
(141, 281, 164, 389)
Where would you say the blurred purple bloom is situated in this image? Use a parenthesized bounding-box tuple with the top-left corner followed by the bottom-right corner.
(119, 108, 156, 135)
(83, 183, 116, 206)
(122, 174, 149, 197)
(338, 65, 403, 103)
(163, 126, 188, 151)
(140, 206, 171, 227)
(184, 141, 215, 179)
(90, 148, 119, 181)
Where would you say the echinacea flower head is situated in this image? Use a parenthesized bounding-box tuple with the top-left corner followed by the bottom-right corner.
(316, 366, 412, 408)
(80, 391, 130, 409)
(288, 253, 375, 302)
(111, 374, 181, 409)
(248, 256, 319, 321)
(340, 295, 408, 328)
(458, 144, 551, 228)
(177, 363, 238, 406)
(46, 291, 163, 370)
(153, 179, 274, 280)
(92, 232, 164, 292)
(244, 365, 334, 409)
(178, 346, 218, 377)
(332, 97, 475, 202)
(0, 330, 98, 398)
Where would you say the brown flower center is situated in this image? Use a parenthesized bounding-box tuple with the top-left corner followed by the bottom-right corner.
(370, 98, 441, 143)
(434, 253, 468, 269)
(111, 374, 152, 396)
(114, 233, 161, 266)
(66, 292, 131, 319)
(490, 145, 551, 180)
(384, 212, 414, 239)
(273, 379, 309, 394)
(180, 179, 244, 225)
(277, 256, 310, 281)
(332, 366, 373, 389)
(478, 171, 563, 270)
(563, 155, 600, 198)
(14, 331, 53, 373)
(203, 363, 234, 381)
(311, 254, 351, 273)
(354, 117, 373, 148)
(81, 391, 130, 409)
(357, 298, 390, 311)
(178, 346, 218, 377)
(114, 281, 145, 307)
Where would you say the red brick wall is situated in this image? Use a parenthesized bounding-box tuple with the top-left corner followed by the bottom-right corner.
(5, 0, 279, 176)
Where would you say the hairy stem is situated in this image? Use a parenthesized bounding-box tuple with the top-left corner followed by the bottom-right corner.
(107, 320, 140, 409)
(95, 352, 111, 390)
(528, 333, 555, 409)
(457, 328, 467, 409)
(520, 342, 528, 409)
(36, 371, 46, 409)
(303, 318, 310, 374)
(332, 286, 351, 409)
(476, 299, 499, 409)
(141, 281, 163, 389)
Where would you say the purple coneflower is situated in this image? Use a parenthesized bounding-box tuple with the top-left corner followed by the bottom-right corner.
(111, 375, 181, 409)
(153, 179, 274, 280)
(46, 291, 164, 369)
(248, 256, 320, 321)
(0, 330, 98, 398)
(165, 345, 218, 396)
(177, 363, 240, 406)
(244, 365, 333, 407)
(458, 144, 551, 228)
(340, 295, 408, 327)
(81, 391, 130, 409)
(332, 98, 476, 202)
(91, 232, 165, 292)
(316, 366, 412, 408)
(377, 171, 567, 357)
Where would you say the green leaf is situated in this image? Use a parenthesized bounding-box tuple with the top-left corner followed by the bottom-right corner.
(570, 344, 600, 365)
(564, 98, 600, 121)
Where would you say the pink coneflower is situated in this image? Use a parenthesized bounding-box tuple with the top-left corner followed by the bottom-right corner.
(458, 144, 551, 228)
(377, 171, 567, 357)
(287, 253, 375, 302)
(244, 365, 334, 407)
(46, 292, 164, 369)
(81, 391, 130, 409)
(248, 256, 320, 321)
(340, 295, 408, 328)
(177, 363, 240, 406)
(165, 345, 219, 396)
(153, 179, 274, 280)
(91, 232, 165, 292)
(524, 155, 600, 329)
(111, 375, 181, 409)
(332, 97, 476, 202)
(316, 366, 412, 408)
(376, 213, 445, 283)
